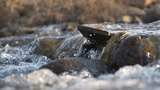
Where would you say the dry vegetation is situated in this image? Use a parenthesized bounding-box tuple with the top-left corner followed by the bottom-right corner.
(0, 0, 159, 28)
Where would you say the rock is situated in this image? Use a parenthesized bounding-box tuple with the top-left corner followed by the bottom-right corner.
(77, 25, 112, 47)
(34, 37, 63, 59)
(117, 7, 145, 23)
(41, 58, 85, 75)
(120, 0, 156, 8)
(147, 35, 160, 59)
(41, 57, 108, 76)
(102, 32, 157, 70)
(144, 4, 160, 23)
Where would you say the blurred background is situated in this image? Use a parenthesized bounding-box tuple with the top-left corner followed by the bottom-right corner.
(0, 0, 160, 28)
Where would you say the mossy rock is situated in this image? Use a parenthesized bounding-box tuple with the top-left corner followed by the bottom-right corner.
(35, 37, 63, 59)
(102, 32, 157, 70)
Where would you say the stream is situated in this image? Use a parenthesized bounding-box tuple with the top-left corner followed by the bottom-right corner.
(0, 21, 160, 90)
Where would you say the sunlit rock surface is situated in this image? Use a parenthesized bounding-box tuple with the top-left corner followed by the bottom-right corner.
(0, 21, 160, 89)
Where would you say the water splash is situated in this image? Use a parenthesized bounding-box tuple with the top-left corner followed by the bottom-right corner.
(56, 32, 86, 58)
(0, 40, 50, 78)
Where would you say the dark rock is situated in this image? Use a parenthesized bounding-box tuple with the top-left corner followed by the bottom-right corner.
(102, 32, 157, 70)
(41, 57, 108, 76)
(77, 25, 112, 47)
(41, 58, 85, 75)
(120, 0, 156, 8)
(144, 4, 160, 23)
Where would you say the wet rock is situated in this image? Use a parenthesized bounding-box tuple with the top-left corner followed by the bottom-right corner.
(41, 58, 85, 75)
(147, 35, 160, 59)
(144, 4, 160, 23)
(35, 37, 63, 59)
(102, 32, 157, 70)
(78, 25, 112, 47)
(41, 57, 108, 76)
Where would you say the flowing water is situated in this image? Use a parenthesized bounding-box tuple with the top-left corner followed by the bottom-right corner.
(1, 22, 160, 89)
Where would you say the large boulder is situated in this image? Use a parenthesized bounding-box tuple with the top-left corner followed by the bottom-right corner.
(102, 32, 157, 70)
(144, 4, 160, 23)
(120, 0, 156, 8)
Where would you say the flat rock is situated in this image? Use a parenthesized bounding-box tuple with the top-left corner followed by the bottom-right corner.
(78, 25, 112, 47)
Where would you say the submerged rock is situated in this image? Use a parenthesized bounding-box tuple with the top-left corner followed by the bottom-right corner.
(102, 32, 157, 70)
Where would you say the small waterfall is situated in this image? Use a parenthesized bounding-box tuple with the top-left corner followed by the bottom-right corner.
(56, 31, 104, 60)
(56, 32, 86, 58)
